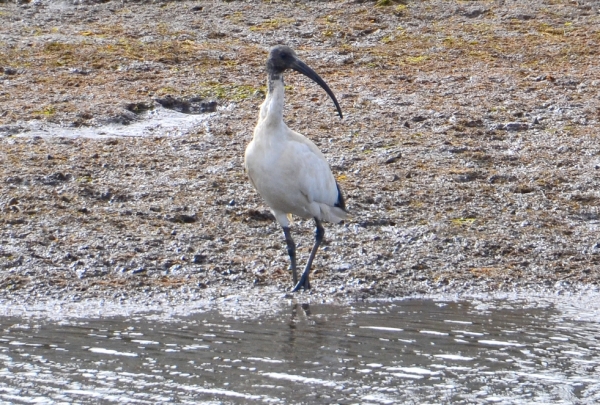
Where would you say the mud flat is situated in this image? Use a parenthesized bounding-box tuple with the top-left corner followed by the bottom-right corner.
(1, 0, 600, 314)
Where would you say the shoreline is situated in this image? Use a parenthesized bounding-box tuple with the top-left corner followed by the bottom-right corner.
(2, 282, 599, 320)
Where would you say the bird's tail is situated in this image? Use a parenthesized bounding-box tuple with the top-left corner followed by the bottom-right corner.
(320, 204, 349, 224)
(322, 181, 348, 223)
(334, 181, 346, 211)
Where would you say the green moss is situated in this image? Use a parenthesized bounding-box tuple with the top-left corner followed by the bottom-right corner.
(249, 18, 295, 31)
(394, 4, 407, 14)
(536, 23, 565, 36)
(405, 55, 427, 64)
(451, 217, 476, 226)
(44, 42, 73, 52)
(32, 105, 56, 117)
(195, 82, 263, 101)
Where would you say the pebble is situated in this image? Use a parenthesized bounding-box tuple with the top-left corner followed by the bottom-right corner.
(503, 122, 529, 131)
(334, 263, 352, 272)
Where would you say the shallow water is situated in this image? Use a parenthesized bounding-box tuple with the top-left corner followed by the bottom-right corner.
(12, 106, 214, 139)
(1, 298, 599, 404)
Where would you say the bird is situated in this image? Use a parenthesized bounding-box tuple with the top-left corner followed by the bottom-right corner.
(244, 45, 347, 292)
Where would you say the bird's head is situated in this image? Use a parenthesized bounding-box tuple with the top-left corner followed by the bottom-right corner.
(266, 45, 343, 119)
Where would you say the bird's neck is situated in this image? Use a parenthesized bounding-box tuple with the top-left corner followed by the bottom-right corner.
(258, 73, 285, 126)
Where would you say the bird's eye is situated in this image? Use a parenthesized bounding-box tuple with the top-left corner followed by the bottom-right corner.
(281, 53, 287, 59)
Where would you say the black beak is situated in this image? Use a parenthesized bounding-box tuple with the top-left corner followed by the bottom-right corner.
(291, 59, 343, 119)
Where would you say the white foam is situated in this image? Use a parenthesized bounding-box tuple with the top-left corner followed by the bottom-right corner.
(359, 326, 404, 332)
(478, 340, 524, 347)
(262, 372, 340, 388)
(88, 347, 138, 357)
(420, 330, 449, 335)
(390, 372, 424, 379)
(444, 320, 473, 324)
(131, 340, 159, 345)
(433, 354, 474, 361)
(178, 386, 265, 400)
(247, 357, 284, 364)
(386, 367, 439, 375)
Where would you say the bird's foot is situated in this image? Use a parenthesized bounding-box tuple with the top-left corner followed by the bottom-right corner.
(291, 276, 311, 292)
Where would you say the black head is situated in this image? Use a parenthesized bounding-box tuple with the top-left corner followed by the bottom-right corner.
(266, 45, 343, 119)
(266, 45, 299, 75)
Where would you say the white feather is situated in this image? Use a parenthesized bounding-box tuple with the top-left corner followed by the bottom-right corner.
(245, 79, 346, 228)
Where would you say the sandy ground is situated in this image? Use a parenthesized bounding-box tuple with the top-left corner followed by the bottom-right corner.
(1, 0, 600, 312)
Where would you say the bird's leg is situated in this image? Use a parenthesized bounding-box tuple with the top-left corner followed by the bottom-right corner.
(282, 226, 297, 284)
(292, 218, 324, 292)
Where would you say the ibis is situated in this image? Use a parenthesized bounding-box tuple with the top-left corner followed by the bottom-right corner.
(244, 45, 347, 292)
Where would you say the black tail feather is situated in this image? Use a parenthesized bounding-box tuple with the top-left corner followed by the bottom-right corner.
(334, 182, 346, 211)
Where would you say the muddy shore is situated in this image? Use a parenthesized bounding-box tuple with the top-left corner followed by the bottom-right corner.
(1, 0, 600, 313)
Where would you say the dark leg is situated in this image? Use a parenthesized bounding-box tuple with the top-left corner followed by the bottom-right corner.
(292, 218, 324, 292)
(282, 226, 297, 284)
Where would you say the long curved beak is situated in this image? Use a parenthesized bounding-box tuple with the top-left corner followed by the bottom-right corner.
(291, 59, 343, 119)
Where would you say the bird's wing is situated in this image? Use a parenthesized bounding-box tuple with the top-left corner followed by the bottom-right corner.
(244, 141, 258, 190)
(284, 132, 339, 207)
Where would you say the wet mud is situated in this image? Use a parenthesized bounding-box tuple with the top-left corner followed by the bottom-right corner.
(1, 0, 600, 310)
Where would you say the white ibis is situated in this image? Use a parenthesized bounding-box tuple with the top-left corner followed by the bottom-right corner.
(244, 45, 347, 292)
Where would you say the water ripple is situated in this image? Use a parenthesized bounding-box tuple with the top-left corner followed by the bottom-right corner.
(1, 299, 599, 404)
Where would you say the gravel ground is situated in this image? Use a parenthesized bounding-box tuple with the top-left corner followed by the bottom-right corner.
(1, 0, 600, 311)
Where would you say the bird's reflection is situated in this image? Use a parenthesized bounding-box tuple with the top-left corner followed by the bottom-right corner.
(289, 303, 312, 331)
(288, 302, 313, 352)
